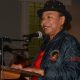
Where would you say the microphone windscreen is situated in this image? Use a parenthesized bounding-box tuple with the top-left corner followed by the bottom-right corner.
(37, 31, 43, 38)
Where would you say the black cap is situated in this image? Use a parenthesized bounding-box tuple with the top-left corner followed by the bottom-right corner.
(37, 0, 72, 22)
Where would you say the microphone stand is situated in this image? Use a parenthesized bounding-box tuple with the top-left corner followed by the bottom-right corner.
(0, 37, 4, 80)
(0, 36, 32, 70)
(3, 37, 31, 43)
(3, 37, 33, 67)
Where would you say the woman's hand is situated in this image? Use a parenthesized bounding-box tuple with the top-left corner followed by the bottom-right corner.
(11, 64, 44, 79)
(11, 64, 30, 80)
(11, 64, 23, 69)
(23, 67, 44, 76)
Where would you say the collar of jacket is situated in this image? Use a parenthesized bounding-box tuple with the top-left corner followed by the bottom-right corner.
(41, 29, 66, 51)
(45, 29, 66, 42)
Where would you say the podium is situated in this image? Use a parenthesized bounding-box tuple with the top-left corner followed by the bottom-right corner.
(1, 65, 41, 79)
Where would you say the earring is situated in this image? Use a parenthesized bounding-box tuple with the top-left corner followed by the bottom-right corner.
(60, 26, 63, 30)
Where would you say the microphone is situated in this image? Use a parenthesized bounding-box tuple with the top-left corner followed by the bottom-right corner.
(23, 31, 43, 39)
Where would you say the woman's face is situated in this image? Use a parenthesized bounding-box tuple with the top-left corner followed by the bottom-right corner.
(41, 11, 65, 38)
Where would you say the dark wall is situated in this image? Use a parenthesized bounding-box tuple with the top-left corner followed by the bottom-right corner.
(0, 0, 21, 38)
(0, 0, 22, 66)
(68, 0, 80, 42)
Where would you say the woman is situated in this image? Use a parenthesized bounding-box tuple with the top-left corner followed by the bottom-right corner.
(11, 0, 80, 80)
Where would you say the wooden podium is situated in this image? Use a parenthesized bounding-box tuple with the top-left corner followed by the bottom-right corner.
(1, 65, 41, 79)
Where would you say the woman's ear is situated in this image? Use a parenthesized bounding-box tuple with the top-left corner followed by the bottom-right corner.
(60, 16, 65, 25)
